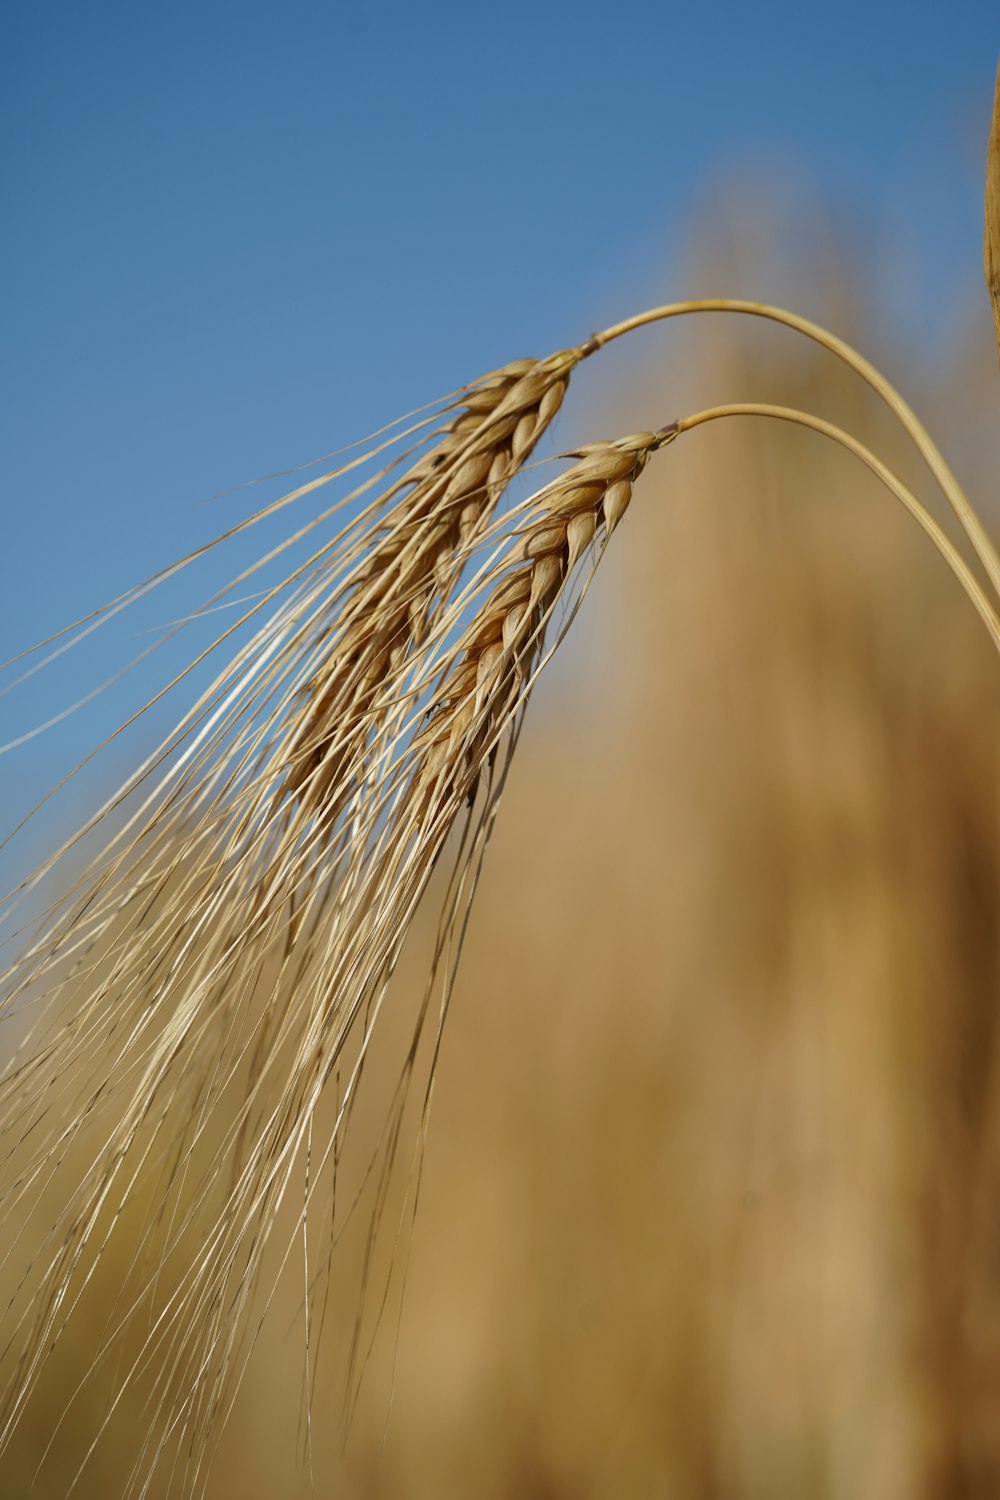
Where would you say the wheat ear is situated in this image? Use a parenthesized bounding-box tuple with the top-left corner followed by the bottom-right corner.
(278, 346, 579, 830)
(411, 428, 677, 822)
(0, 402, 672, 1495)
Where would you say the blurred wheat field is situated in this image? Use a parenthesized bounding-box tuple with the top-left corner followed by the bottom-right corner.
(3, 212, 1000, 1499)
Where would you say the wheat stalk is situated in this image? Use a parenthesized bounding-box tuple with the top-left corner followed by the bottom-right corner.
(1, 275, 998, 1494)
(986, 55, 1000, 363)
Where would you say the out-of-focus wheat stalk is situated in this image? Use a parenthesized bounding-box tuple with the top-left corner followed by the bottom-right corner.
(986, 56, 1000, 362)
(0, 282, 998, 1496)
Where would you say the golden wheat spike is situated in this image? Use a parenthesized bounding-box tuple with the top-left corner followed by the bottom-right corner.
(277, 346, 579, 832)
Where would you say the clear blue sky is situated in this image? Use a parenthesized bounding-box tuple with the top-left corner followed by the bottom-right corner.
(1, 0, 998, 833)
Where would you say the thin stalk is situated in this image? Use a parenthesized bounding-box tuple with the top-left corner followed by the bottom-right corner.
(986, 55, 1000, 360)
(673, 401, 1000, 654)
(589, 300, 1000, 604)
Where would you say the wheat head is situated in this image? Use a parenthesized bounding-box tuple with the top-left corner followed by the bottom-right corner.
(1, 276, 998, 1496)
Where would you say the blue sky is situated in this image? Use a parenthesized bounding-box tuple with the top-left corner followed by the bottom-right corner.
(1, 1, 998, 836)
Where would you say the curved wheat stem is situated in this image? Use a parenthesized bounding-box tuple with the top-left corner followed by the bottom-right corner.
(590, 299, 1000, 602)
(672, 403, 1000, 653)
